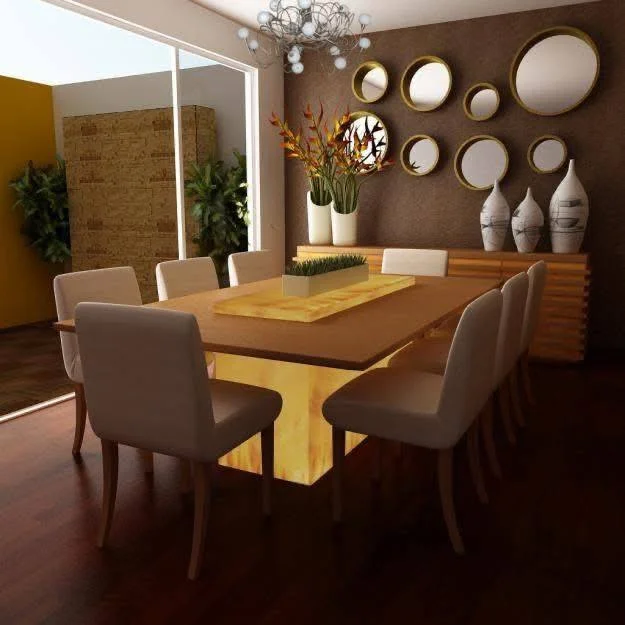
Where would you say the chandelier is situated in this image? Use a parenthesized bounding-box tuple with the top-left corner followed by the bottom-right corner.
(236, 0, 373, 74)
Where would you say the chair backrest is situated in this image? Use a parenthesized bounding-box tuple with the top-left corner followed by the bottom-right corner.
(156, 257, 219, 300)
(438, 289, 503, 438)
(494, 272, 529, 384)
(381, 248, 448, 277)
(75, 303, 216, 461)
(228, 250, 276, 286)
(521, 261, 547, 353)
(53, 267, 142, 383)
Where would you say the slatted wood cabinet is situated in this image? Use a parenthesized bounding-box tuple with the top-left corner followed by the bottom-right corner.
(296, 246, 590, 363)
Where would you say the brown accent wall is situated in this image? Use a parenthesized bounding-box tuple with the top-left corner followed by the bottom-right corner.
(285, 0, 625, 351)
(65, 105, 216, 302)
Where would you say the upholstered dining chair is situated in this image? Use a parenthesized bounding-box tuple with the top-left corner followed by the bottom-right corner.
(323, 289, 503, 554)
(381, 248, 449, 277)
(75, 303, 282, 580)
(228, 250, 276, 286)
(156, 257, 220, 300)
(53, 266, 142, 456)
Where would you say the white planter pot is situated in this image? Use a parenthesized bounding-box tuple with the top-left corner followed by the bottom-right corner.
(480, 180, 510, 252)
(306, 192, 333, 245)
(512, 187, 544, 253)
(282, 263, 369, 297)
(331, 207, 358, 246)
(549, 159, 589, 254)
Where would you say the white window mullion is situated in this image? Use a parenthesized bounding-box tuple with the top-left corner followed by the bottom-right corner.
(171, 47, 187, 260)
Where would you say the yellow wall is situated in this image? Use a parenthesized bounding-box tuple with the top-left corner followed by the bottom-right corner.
(0, 76, 58, 329)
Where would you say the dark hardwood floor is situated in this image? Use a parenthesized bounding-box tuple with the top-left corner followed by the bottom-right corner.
(0, 322, 72, 416)
(1, 360, 624, 624)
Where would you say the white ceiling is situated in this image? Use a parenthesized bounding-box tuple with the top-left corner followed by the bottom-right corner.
(192, 0, 601, 32)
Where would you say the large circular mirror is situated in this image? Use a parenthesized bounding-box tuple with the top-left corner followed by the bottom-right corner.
(511, 26, 599, 116)
(345, 112, 389, 172)
(528, 135, 568, 174)
(464, 83, 500, 121)
(352, 61, 389, 103)
(401, 135, 439, 176)
(455, 136, 509, 191)
(401, 56, 452, 112)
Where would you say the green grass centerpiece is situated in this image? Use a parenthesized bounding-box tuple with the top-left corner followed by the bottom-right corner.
(282, 254, 369, 298)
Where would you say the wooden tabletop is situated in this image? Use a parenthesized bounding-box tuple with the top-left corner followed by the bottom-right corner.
(54, 275, 500, 371)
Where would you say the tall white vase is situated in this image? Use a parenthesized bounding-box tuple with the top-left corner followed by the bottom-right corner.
(306, 191, 333, 245)
(512, 188, 544, 253)
(549, 159, 589, 253)
(480, 180, 510, 252)
(331, 207, 358, 246)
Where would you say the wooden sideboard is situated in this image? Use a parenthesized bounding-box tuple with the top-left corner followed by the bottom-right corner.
(296, 246, 590, 363)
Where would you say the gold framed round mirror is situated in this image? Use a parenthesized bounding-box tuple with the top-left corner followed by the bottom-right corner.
(510, 26, 600, 116)
(454, 135, 509, 191)
(528, 135, 568, 174)
(400, 135, 439, 176)
(352, 61, 389, 104)
(400, 56, 452, 112)
(463, 83, 500, 121)
(345, 111, 389, 173)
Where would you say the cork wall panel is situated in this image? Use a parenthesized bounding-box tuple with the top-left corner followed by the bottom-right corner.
(284, 0, 625, 351)
(65, 105, 216, 302)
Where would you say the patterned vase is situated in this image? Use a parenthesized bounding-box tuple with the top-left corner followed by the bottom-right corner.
(512, 187, 544, 253)
(480, 180, 510, 251)
(549, 159, 589, 253)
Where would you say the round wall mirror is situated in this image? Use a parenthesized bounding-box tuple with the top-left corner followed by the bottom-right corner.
(401, 56, 452, 112)
(345, 112, 389, 172)
(352, 61, 389, 103)
(511, 26, 600, 116)
(464, 83, 500, 121)
(454, 135, 509, 191)
(401, 135, 439, 176)
(528, 135, 568, 174)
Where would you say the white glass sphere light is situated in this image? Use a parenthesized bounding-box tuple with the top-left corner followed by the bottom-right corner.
(287, 47, 301, 64)
(248, 39, 260, 51)
(359, 37, 371, 49)
(292, 62, 304, 74)
(329, 45, 341, 56)
(334, 56, 347, 70)
(257, 11, 272, 25)
(237, 27, 250, 40)
(359, 13, 372, 26)
(301, 21, 316, 37)
(297, 0, 312, 9)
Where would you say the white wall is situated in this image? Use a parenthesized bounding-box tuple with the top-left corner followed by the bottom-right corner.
(53, 65, 246, 164)
(44, 0, 285, 270)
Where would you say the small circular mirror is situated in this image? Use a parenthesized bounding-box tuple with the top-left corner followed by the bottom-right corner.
(511, 26, 599, 116)
(401, 135, 439, 176)
(464, 83, 500, 121)
(401, 56, 452, 112)
(528, 135, 568, 174)
(345, 112, 389, 172)
(352, 61, 389, 103)
(455, 136, 509, 191)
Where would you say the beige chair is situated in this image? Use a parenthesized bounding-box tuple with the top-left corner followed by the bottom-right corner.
(75, 302, 282, 580)
(228, 250, 276, 286)
(381, 248, 448, 277)
(323, 289, 503, 554)
(155, 257, 220, 300)
(53, 267, 142, 455)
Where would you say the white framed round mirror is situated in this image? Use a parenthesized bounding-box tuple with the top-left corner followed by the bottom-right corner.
(511, 26, 599, 116)
(401, 56, 452, 112)
(464, 83, 500, 121)
(345, 111, 389, 172)
(455, 135, 509, 191)
(401, 135, 439, 176)
(528, 135, 568, 174)
(352, 61, 389, 104)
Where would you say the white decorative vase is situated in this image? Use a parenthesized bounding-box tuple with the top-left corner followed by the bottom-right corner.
(549, 159, 589, 253)
(306, 191, 333, 245)
(480, 180, 510, 252)
(331, 207, 358, 246)
(512, 188, 544, 253)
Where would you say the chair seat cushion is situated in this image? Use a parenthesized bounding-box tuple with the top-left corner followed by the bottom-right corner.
(211, 380, 282, 459)
(388, 335, 452, 375)
(322, 368, 456, 449)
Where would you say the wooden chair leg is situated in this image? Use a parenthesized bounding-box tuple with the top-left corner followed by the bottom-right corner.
(97, 439, 118, 548)
(261, 423, 274, 517)
(467, 421, 488, 504)
(509, 365, 527, 428)
(520, 351, 536, 406)
(72, 383, 87, 456)
(188, 461, 211, 581)
(497, 382, 517, 446)
(437, 448, 465, 555)
(332, 427, 346, 524)
(138, 450, 154, 474)
(481, 396, 502, 479)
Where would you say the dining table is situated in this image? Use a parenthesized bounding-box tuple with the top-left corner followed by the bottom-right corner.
(55, 273, 501, 485)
